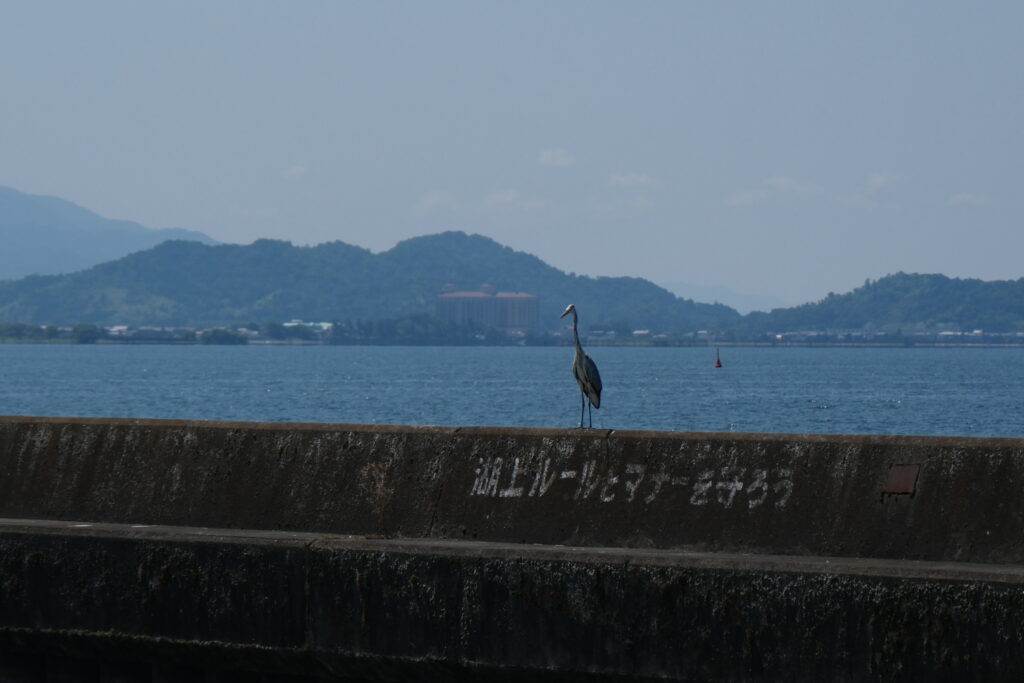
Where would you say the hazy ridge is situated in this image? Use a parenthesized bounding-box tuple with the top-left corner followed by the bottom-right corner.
(0, 185, 218, 280)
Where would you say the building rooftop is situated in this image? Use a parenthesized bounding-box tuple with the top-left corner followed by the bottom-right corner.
(438, 289, 537, 299)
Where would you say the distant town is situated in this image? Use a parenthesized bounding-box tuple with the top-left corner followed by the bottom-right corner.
(3, 319, 1023, 347)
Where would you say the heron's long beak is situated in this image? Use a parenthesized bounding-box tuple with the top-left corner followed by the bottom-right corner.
(560, 305, 573, 319)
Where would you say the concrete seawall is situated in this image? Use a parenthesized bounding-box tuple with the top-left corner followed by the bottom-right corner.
(1, 416, 1024, 680)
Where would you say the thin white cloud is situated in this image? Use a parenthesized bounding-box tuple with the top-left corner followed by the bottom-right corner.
(765, 175, 821, 196)
(284, 163, 307, 179)
(416, 189, 547, 214)
(863, 171, 901, 193)
(609, 171, 658, 188)
(538, 148, 576, 167)
(838, 171, 903, 207)
(949, 192, 992, 206)
(483, 189, 545, 210)
(727, 174, 820, 205)
(727, 190, 769, 206)
(485, 189, 520, 207)
(731, 172, 901, 208)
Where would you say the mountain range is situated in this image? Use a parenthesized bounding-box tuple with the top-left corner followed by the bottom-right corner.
(1, 184, 1023, 335)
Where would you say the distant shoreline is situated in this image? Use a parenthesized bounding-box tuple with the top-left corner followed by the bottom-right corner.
(3, 338, 1023, 349)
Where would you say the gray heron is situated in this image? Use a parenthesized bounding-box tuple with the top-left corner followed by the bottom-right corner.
(560, 304, 603, 428)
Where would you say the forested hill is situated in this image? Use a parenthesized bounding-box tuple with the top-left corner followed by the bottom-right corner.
(744, 273, 1024, 333)
(0, 232, 741, 331)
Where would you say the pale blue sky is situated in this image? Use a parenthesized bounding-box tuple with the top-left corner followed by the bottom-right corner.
(2, 1, 1021, 309)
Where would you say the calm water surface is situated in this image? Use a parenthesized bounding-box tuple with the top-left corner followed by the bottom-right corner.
(1, 344, 1022, 437)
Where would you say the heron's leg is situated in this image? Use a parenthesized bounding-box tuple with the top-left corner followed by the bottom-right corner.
(587, 399, 593, 428)
(579, 392, 585, 428)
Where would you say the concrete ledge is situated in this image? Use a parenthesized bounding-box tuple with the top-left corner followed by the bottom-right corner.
(3, 416, 1024, 563)
(3, 519, 1024, 681)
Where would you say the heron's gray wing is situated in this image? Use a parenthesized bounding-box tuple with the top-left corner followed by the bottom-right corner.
(583, 353, 602, 408)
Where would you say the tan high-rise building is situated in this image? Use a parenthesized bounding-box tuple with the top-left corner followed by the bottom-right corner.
(436, 284, 539, 333)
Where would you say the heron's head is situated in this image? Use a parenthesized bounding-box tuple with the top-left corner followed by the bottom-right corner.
(559, 304, 575, 319)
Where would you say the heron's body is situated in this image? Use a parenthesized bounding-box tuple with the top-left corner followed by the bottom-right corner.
(560, 304, 602, 428)
(572, 346, 601, 409)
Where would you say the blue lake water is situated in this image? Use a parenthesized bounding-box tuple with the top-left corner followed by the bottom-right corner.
(1, 344, 1022, 437)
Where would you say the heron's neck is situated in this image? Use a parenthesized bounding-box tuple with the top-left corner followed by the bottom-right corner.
(571, 311, 581, 349)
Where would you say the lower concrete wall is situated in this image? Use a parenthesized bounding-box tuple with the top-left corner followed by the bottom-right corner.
(2, 416, 1024, 680)
(2, 519, 1023, 682)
